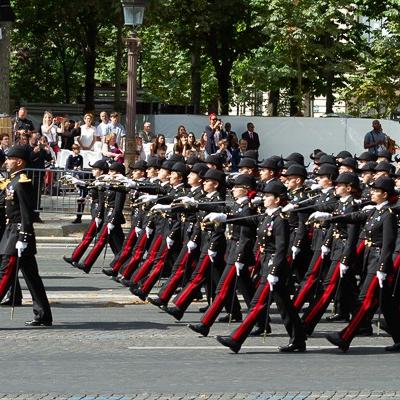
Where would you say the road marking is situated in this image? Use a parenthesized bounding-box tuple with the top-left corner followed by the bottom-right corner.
(127, 345, 382, 350)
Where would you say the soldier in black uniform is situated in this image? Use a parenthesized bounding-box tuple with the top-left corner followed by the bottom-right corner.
(74, 162, 127, 273)
(325, 177, 400, 352)
(0, 145, 52, 326)
(188, 174, 258, 336)
(63, 160, 109, 266)
(216, 180, 306, 353)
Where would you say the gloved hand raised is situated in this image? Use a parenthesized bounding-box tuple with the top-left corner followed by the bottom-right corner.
(15, 241, 28, 258)
(203, 212, 227, 224)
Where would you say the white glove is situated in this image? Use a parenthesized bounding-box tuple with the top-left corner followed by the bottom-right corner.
(251, 196, 262, 206)
(15, 241, 28, 257)
(94, 180, 105, 187)
(107, 223, 115, 235)
(377, 271, 387, 288)
(309, 211, 332, 221)
(311, 183, 321, 191)
(291, 246, 301, 260)
(267, 274, 279, 291)
(145, 227, 153, 237)
(70, 176, 86, 186)
(95, 217, 102, 228)
(362, 205, 375, 211)
(134, 227, 142, 237)
(187, 240, 197, 253)
(203, 212, 227, 223)
(151, 204, 171, 212)
(179, 196, 198, 207)
(282, 203, 296, 213)
(138, 194, 158, 203)
(235, 262, 244, 276)
(126, 180, 138, 189)
(339, 262, 349, 278)
(166, 237, 174, 249)
(321, 245, 330, 259)
(208, 249, 217, 262)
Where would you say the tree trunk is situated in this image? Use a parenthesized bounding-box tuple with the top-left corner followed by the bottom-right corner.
(215, 61, 232, 115)
(0, 22, 11, 114)
(190, 44, 202, 114)
(325, 72, 334, 114)
(268, 89, 279, 116)
(114, 14, 124, 112)
(289, 78, 299, 116)
(83, 20, 97, 113)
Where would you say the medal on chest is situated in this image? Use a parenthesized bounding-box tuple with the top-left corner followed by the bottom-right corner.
(5, 185, 14, 201)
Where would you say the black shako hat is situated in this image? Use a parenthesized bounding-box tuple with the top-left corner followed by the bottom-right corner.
(233, 174, 257, 189)
(160, 160, 175, 171)
(284, 152, 304, 166)
(109, 162, 126, 176)
(186, 155, 203, 166)
(310, 149, 325, 161)
(335, 172, 360, 188)
(243, 150, 260, 162)
(371, 176, 395, 195)
(282, 164, 307, 179)
(171, 161, 189, 177)
(191, 163, 209, 178)
(89, 160, 109, 173)
(359, 161, 378, 172)
(205, 154, 224, 168)
(168, 154, 185, 163)
(129, 160, 147, 171)
(319, 154, 337, 165)
(261, 180, 288, 198)
(238, 157, 258, 169)
(259, 157, 284, 171)
(7, 145, 30, 162)
(377, 149, 392, 162)
(315, 164, 339, 180)
(356, 152, 377, 162)
(375, 161, 393, 173)
(339, 157, 358, 170)
(147, 157, 163, 169)
(203, 168, 225, 185)
(336, 150, 352, 159)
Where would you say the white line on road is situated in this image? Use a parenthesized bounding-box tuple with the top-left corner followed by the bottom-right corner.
(127, 345, 381, 350)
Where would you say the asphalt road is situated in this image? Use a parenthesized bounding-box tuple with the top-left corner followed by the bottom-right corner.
(0, 245, 399, 396)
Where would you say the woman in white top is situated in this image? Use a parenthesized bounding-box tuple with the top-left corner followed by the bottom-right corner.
(77, 113, 97, 151)
(40, 111, 61, 153)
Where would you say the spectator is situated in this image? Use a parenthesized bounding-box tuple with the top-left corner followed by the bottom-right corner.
(0, 133, 10, 154)
(66, 144, 84, 171)
(59, 119, 81, 150)
(364, 120, 387, 155)
(96, 111, 111, 141)
(173, 132, 189, 156)
(135, 136, 147, 161)
(216, 138, 232, 164)
(78, 113, 97, 151)
(150, 134, 167, 157)
(156, 146, 167, 161)
(13, 106, 34, 143)
(109, 112, 126, 148)
(138, 121, 155, 144)
(241, 122, 260, 150)
(174, 125, 187, 143)
(27, 132, 53, 222)
(102, 133, 124, 164)
(225, 122, 238, 149)
(230, 137, 241, 172)
(40, 111, 61, 154)
(187, 132, 199, 151)
(205, 113, 227, 155)
(198, 132, 208, 160)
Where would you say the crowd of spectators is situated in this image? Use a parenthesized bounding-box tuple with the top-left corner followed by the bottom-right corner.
(9, 107, 261, 173)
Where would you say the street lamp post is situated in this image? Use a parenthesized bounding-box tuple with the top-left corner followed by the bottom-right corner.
(120, 0, 146, 169)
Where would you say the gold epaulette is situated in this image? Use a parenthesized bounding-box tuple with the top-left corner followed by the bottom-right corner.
(18, 174, 31, 183)
(0, 179, 10, 191)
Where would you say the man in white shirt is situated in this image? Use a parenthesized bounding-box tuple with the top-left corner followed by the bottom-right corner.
(109, 112, 126, 149)
(96, 111, 111, 141)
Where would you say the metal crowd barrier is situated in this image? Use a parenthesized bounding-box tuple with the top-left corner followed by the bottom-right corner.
(20, 168, 94, 215)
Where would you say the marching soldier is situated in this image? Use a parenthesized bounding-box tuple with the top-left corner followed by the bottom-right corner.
(0, 145, 52, 326)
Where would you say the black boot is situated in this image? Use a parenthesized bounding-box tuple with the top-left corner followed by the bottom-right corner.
(216, 335, 241, 353)
(188, 323, 210, 337)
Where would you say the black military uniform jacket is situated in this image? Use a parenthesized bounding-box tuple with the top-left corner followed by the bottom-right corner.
(0, 170, 36, 256)
(225, 198, 257, 265)
(323, 195, 360, 265)
(97, 185, 126, 225)
(333, 203, 397, 273)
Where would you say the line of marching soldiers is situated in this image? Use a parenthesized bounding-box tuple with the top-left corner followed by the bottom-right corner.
(63, 148, 400, 353)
